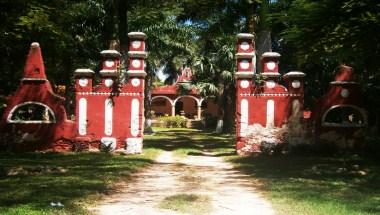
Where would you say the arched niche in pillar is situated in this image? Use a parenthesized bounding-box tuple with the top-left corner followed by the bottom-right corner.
(321, 105, 367, 128)
(7, 102, 56, 124)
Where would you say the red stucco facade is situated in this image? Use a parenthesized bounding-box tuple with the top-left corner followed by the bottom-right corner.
(151, 67, 219, 119)
(0, 43, 75, 151)
(235, 33, 306, 154)
(0, 33, 147, 153)
(311, 65, 367, 146)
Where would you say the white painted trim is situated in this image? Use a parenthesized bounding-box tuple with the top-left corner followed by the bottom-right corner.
(21, 78, 47, 81)
(31, 42, 40, 48)
(100, 50, 121, 57)
(151, 96, 174, 106)
(77, 92, 142, 96)
(131, 99, 140, 137)
(240, 99, 249, 137)
(321, 104, 367, 127)
(283, 71, 305, 78)
(78, 98, 87, 135)
(235, 72, 255, 78)
(235, 53, 255, 58)
(104, 98, 113, 135)
(7, 102, 56, 124)
(125, 138, 143, 154)
(101, 137, 117, 151)
(128, 32, 147, 39)
(128, 51, 148, 58)
(261, 72, 281, 78)
(199, 98, 205, 105)
(127, 70, 147, 77)
(99, 69, 118, 77)
(266, 100, 275, 128)
(262, 52, 281, 58)
(74, 68, 95, 77)
(173, 95, 202, 107)
(237, 33, 254, 39)
(240, 93, 301, 97)
(330, 81, 357, 85)
(291, 99, 300, 119)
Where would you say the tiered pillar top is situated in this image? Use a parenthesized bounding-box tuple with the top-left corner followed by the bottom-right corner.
(22, 42, 47, 81)
(127, 32, 147, 77)
(235, 33, 255, 78)
(260, 52, 281, 78)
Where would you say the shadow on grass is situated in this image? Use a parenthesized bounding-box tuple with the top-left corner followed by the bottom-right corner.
(228, 154, 380, 215)
(144, 128, 235, 156)
(0, 152, 156, 214)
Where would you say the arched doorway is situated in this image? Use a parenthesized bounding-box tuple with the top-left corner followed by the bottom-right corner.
(151, 96, 174, 117)
(174, 96, 201, 119)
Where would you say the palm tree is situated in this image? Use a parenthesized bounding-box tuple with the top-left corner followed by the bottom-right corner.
(192, 34, 236, 133)
(129, 8, 197, 130)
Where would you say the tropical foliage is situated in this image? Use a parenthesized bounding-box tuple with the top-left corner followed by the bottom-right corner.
(0, 0, 379, 131)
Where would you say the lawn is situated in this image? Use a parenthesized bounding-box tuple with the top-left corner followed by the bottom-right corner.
(147, 128, 380, 215)
(144, 127, 235, 157)
(228, 154, 380, 215)
(1, 128, 379, 215)
(0, 149, 160, 214)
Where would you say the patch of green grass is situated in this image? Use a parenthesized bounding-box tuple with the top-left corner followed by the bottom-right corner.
(144, 127, 235, 158)
(148, 128, 380, 215)
(158, 193, 212, 214)
(227, 154, 380, 215)
(0, 148, 160, 214)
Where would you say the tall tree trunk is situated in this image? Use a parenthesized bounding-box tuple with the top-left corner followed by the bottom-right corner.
(246, 14, 255, 34)
(245, 2, 257, 34)
(215, 79, 225, 133)
(102, 1, 115, 49)
(118, 0, 128, 57)
(144, 63, 154, 133)
(222, 84, 236, 133)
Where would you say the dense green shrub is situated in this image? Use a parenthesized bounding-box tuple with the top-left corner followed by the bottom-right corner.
(158, 116, 187, 128)
(203, 114, 217, 128)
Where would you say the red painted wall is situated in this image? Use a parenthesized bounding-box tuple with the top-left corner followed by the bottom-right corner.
(0, 32, 148, 152)
(0, 43, 75, 151)
(74, 33, 147, 152)
(312, 65, 367, 143)
(235, 33, 305, 155)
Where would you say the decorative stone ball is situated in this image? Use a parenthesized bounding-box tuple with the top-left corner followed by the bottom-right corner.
(266, 61, 276, 71)
(266, 80, 276, 89)
(104, 79, 114, 88)
(132, 59, 141, 68)
(341, 88, 350, 98)
(240, 41, 250, 51)
(105, 60, 115, 68)
(132, 40, 142, 49)
(240, 60, 250, 70)
(131, 78, 140, 87)
(240, 80, 250, 89)
(291, 80, 301, 89)
(79, 78, 88, 87)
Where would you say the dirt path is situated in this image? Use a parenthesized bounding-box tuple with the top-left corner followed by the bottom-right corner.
(89, 151, 275, 215)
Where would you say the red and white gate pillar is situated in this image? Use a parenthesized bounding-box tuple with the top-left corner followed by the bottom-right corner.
(126, 32, 147, 153)
(235, 33, 255, 150)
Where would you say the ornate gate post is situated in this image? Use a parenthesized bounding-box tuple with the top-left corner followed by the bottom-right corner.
(126, 32, 147, 153)
(73, 32, 147, 153)
(235, 33, 256, 152)
(235, 33, 306, 155)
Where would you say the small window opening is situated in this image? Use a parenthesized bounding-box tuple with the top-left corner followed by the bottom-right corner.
(8, 103, 55, 123)
(323, 106, 365, 127)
